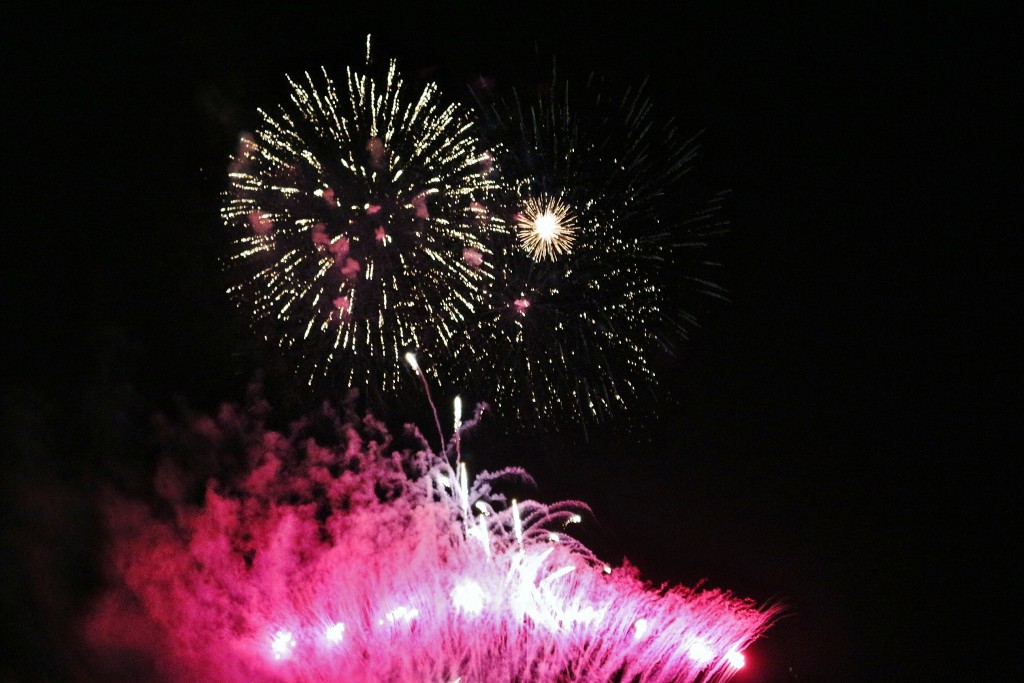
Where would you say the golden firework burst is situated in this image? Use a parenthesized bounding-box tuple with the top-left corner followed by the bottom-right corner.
(516, 195, 577, 261)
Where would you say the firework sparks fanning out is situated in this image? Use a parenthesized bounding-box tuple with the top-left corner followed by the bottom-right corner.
(449, 72, 723, 427)
(84, 396, 774, 682)
(516, 195, 577, 261)
(223, 39, 497, 392)
(224, 39, 726, 427)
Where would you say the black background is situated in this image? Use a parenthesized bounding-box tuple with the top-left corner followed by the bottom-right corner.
(2, 3, 1016, 681)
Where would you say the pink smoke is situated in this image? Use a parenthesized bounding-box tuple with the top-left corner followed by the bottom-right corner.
(248, 211, 274, 235)
(411, 193, 430, 220)
(462, 247, 484, 269)
(366, 137, 387, 170)
(83, 398, 774, 682)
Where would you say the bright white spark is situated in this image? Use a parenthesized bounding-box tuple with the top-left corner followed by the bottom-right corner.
(633, 618, 650, 640)
(405, 351, 420, 375)
(687, 639, 715, 664)
(516, 195, 577, 261)
(324, 622, 346, 644)
(382, 606, 419, 624)
(270, 629, 296, 660)
(450, 578, 486, 615)
(726, 650, 746, 669)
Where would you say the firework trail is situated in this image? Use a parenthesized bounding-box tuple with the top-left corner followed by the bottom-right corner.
(84, 394, 774, 682)
(446, 71, 729, 428)
(222, 38, 498, 396)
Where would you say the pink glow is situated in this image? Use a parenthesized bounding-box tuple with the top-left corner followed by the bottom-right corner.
(366, 204, 382, 215)
(332, 296, 351, 318)
(248, 211, 273, 235)
(374, 226, 388, 242)
(84, 398, 774, 682)
(411, 192, 430, 219)
(310, 222, 330, 248)
(366, 137, 387, 170)
(513, 297, 530, 314)
(462, 247, 483, 269)
(339, 257, 361, 280)
(320, 187, 337, 206)
(328, 236, 350, 260)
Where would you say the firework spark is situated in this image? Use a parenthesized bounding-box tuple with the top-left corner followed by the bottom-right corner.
(450, 72, 724, 427)
(223, 39, 497, 394)
(84, 396, 775, 682)
(516, 194, 577, 261)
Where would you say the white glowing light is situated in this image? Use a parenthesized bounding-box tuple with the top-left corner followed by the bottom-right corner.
(512, 499, 523, 550)
(633, 618, 650, 640)
(270, 629, 296, 660)
(458, 462, 470, 519)
(453, 395, 462, 427)
(404, 351, 420, 374)
(687, 639, 715, 664)
(382, 606, 419, 624)
(467, 516, 491, 558)
(541, 565, 575, 585)
(726, 650, 746, 669)
(324, 622, 346, 643)
(516, 195, 577, 261)
(450, 578, 486, 615)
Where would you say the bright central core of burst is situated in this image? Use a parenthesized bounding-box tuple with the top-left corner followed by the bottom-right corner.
(516, 196, 577, 261)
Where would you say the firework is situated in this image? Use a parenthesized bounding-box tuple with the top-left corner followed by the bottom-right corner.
(447, 72, 725, 427)
(85, 396, 775, 682)
(516, 194, 578, 261)
(222, 39, 498, 395)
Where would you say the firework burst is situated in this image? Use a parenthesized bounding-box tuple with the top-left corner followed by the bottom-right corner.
(222, 40, 498, 395)
(516, 194, 578, 261)
(84, 396, 775, 682)
(450, 72, 726, 427)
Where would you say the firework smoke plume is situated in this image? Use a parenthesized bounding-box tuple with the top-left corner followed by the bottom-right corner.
(84, 394, 773, 682)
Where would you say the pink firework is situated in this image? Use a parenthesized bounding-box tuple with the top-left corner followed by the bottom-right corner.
(85, 398, 774, 682)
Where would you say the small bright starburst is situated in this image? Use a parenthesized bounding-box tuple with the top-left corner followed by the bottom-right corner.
(516, 195, 577, 261)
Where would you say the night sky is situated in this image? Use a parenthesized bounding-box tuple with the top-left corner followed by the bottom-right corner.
(3, 4, 1014, 681)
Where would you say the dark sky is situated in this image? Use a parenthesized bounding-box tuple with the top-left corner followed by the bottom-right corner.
(3, 3, 1015, 681)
